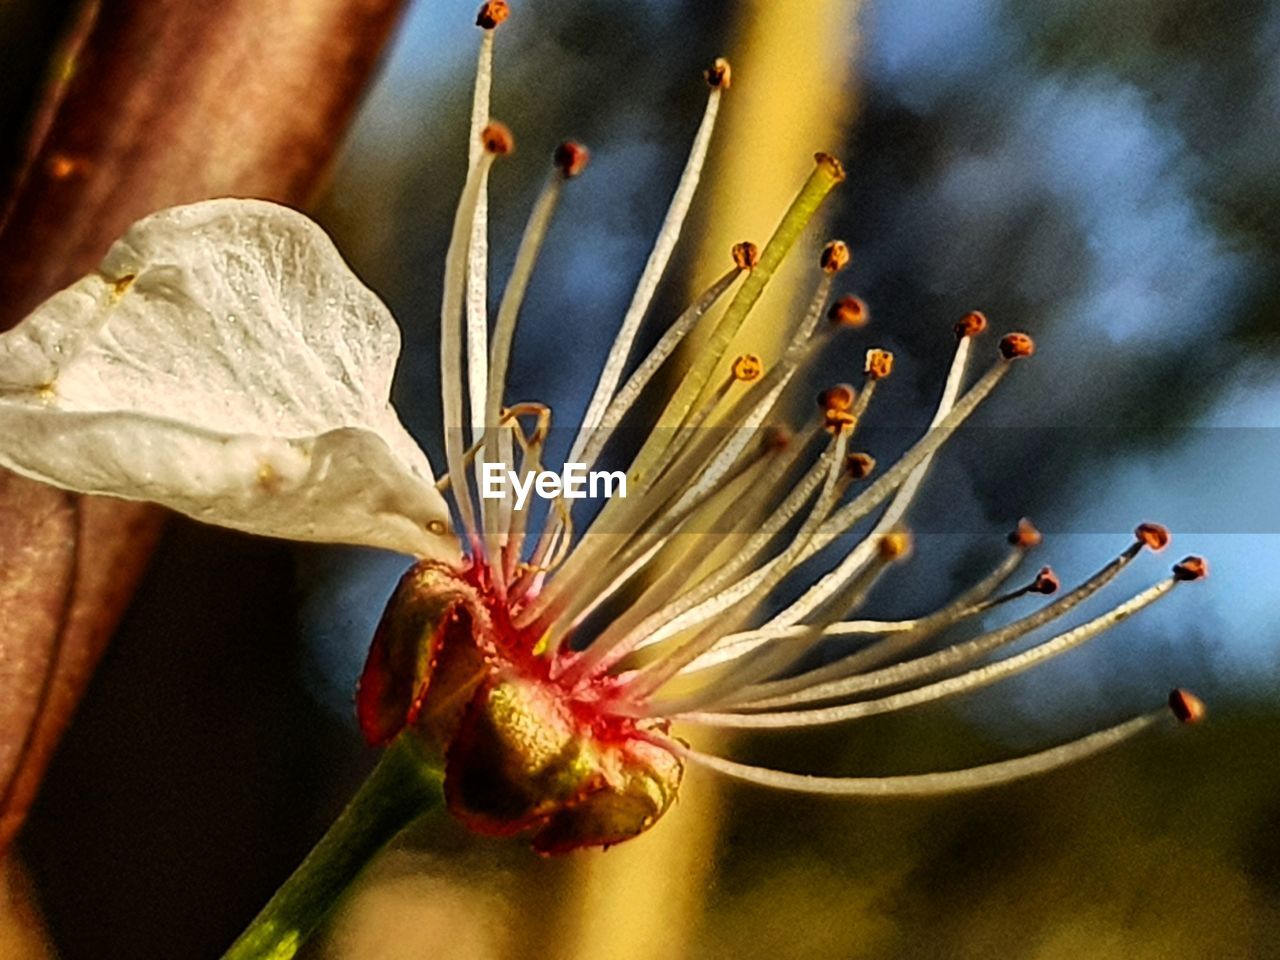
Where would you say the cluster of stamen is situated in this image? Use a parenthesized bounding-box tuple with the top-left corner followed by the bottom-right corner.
(409, 5, 1209, 815)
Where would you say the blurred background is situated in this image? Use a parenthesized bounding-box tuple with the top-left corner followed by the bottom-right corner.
(6, 0, 1279, 956)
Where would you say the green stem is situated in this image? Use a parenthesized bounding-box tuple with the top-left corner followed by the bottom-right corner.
(221, 737, 445, 960)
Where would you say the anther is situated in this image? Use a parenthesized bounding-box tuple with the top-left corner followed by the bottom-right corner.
(1008, 517, 1042, 549)
(1031, 566, 1060, 595)
(1172, 556, 1208, 581)
(864, 349, 894, 380)
(732, 241, 760, 270)
(818, 384, 856, 413)
(554, 141, 590, 178)
(476, 0, 510, 29)
(814, 152, 847, 182)
(998, 332, 1035, 360)
(879, 531, 912, 561)
(845, 452, 876, 480)
(828, 295, 869, 328)
(1135, 522, 1171, 552)
(761, 425, 792, 452)
(1168, 688, 1206, 724)
(481, 121, 515, 156)
(732, 354, 764, 382)
(705, 57, 732, 89)
(820, 241, 851, 274)
(954, 310, 988, 339)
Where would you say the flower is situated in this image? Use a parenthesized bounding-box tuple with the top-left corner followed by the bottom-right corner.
(0, 10, 1207, 856)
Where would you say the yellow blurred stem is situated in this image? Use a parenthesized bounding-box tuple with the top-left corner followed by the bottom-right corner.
(562, 2, 864, 958)
(220, 737, 443, 960)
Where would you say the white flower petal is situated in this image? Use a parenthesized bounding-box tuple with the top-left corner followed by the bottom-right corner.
(0, 198, 458, 560)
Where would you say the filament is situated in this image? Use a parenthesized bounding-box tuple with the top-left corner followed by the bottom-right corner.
(678, 577, 1179, 728)
(569, 74, 728, 466)
(466, 28, 496, 448)
(670, 708, 1171, 796)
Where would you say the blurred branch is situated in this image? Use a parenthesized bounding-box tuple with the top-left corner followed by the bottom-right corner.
(0, 0, 408, 858)
(0, 856, 50, 960)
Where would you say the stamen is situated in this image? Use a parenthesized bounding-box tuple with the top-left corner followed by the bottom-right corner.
(475, 1, 509, 29)
(845, 452, 876, 480)
(656, 241, 850, 503)
(664, 530, 906, 703)
(1173, 555, 1209, 580)
(596, 430, 820, 660)
(654, 424, 799, 545)
(674, 561, 902, 678)
(722, 532, 1034, 705)
(999, 332, 1035, 359)
(466, 8, 507, 448)
(829, 295, 869, 328)
(864, 349, 894, 381)
(441, 120, 513, 545)
(733, 241, 761, 269)
(568, 60, 732, 467)
(502, 404, 553, 583)
(563, 431, 843, 681)
(481, 145, 584, 548)
(807, 336, 1032, 556)
(435, 401, 544, 492)
(622, 431, 854, 700)
(761, 324, 984, 628)
(819, 240, 851, 274)
(651, 362, 752, 481)
(724, 534, 1157, 712)
(1009, 516, 1042, 549)
(525, 259, 750, 586)
(553, 140, 591, 178)
(667, 704, 1179, 796)
(525, 158, 845, 625)
(581, 335, 1014, 653)
(551, 437, 789, 652)
(574, 257, 745, 472)
(1169, 687, 1207, 723)
(626, 156, 846, 485)
(678, 565, 1193, 728)
(704, 57, 732, 89)
(953, 310, 988, 339)
(732, 354, 764, 382)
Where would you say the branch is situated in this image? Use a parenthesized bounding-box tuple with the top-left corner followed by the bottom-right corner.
(0, 0, 408, 854)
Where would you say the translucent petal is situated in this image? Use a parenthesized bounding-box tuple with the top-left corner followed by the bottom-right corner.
(0, 198, 457, 560)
